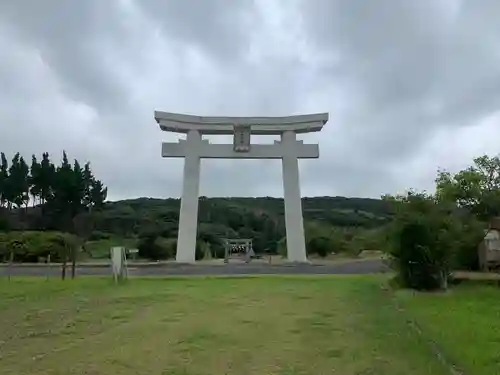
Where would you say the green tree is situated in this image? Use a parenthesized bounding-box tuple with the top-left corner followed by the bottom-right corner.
(89, 178, 107, 210)
(0, 152, 8, 208)
(37, 151, 108, 277)
(0, 151, 107, 265)
(48, 151, 74, 225)
(73, 162, 107, 260)
(19, 156, 30, 210)
(46, 151, 76, 278)
(384, 191, 456, 290)
(29, 155, 41, 206)
(436, 155, 500, 220)
(82, 162, 93, 208)
(38, 152, 56, 205)
(7, 153, 30, 210)
(71, 159, 86, 213)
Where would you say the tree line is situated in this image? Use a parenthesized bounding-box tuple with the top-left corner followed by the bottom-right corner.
(0, 151, 107, 276)
(94, 197, 388, 261)
(0, 151, 107, 219)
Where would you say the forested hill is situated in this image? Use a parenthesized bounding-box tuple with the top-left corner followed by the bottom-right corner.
(3, 195, 393, 259)
(97, 196, 393, 239)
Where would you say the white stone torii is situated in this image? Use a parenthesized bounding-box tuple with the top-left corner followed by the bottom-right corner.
(155, 111, 329, 263)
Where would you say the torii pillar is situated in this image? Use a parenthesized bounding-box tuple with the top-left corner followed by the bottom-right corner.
(155, 112, 329, 263)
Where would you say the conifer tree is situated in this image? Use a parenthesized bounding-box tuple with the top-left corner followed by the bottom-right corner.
(0, 153, 8, 209)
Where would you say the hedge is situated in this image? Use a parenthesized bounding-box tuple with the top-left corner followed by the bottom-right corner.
(0, 231, 79, 263)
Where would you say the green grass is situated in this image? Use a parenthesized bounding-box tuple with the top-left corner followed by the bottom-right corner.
(85, 237, 137, 259)
(396, 282, 500, 375)
(0, 276, 449, 375)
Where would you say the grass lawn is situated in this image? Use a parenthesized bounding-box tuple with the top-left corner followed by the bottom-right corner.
(396, 282, 500, 375)
(85, 238, 137, 259)
(0, 276, 449, 375)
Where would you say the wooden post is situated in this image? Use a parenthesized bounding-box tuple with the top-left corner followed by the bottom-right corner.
(61, 246, 67, 280)
(7, 250, 14, 281)
(71, 246, 76, 279)
(46, 254, 51, 281)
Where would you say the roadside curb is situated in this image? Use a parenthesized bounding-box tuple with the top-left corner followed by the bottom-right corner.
(0, 257, 382, 269)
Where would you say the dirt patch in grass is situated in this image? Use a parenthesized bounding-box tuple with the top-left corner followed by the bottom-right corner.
(0, 276, 448, 375)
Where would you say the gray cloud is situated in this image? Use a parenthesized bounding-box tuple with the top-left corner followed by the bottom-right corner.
(0, 1, 134, 113)
(137, 0, 257, 64)
(1, 0, 500, 200)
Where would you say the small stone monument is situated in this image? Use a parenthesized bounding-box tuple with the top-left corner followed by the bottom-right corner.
(478, 218, 500, 271)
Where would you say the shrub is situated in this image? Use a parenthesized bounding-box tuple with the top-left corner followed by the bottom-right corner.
(196, 240, 211, 260)
(137, 235, 175, 260)
(392, 221, 446, 290)
(385, 193, 454, 290)
(0, 231, 79, 263)
(307, 236, 331, 257)
(277, 237, 287, 257)
(211, 242, 226, 259)
(197, 229, 225, 258)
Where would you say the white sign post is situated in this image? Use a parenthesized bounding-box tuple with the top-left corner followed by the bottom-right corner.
(110, 247, 128, 283)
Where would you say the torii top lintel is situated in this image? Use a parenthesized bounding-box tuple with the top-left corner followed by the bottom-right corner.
(155, 111, 329, 135)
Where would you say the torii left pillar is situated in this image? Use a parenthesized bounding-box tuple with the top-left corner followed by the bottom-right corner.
(176, 130, 202, 263)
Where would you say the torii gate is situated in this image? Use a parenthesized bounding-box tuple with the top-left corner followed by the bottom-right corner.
(155, 111, 329, 263)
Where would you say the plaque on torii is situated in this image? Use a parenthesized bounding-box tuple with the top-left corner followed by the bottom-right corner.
(155, 111, 329, 263)
(233, 125, 251, 152)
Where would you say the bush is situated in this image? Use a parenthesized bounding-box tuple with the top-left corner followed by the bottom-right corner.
(196, 241, 211, 260)
(211, 242, 226, 259)
(156, 237, 177, 259)
(0, 231, 79, 263)
(307, 236, 331, 257)
(137, 236, 221, 261)
(137, 235, 176, 260)
(386, 193, 454, 290)
(392, 221, 446, 290)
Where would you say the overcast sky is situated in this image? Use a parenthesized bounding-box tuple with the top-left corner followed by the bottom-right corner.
(1, 0, 500, 201)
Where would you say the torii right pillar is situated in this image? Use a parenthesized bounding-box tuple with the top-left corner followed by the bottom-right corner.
(281, 130, 308, 262)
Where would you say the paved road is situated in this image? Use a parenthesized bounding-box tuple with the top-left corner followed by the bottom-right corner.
(0, 259, 387, 277)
